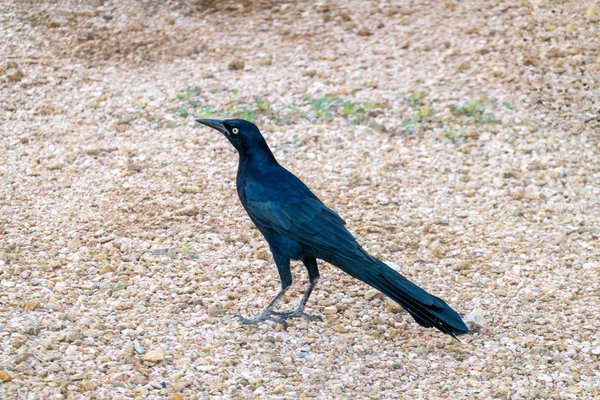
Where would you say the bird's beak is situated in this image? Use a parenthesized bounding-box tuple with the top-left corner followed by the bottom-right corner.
(195, 118, 227, 134)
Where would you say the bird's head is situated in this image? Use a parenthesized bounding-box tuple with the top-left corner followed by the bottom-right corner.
(196, 118, 269, 154)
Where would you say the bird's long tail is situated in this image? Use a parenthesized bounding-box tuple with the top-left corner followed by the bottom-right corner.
(330, 249, 469, 339)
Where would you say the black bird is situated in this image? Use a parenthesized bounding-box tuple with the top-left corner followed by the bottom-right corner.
(196, 118, 469, 338)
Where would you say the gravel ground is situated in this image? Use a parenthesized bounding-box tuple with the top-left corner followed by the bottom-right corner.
(1, 0, 600, 399)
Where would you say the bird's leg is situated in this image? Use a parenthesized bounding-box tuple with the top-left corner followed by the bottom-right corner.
(272, 278, 322, 321)
(272, 257, 322, 321)
(236, 252, 292, 328)
(236, 286, 291, 328)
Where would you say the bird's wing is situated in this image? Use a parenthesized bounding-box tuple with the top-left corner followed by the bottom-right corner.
(244, 180, 359, 253)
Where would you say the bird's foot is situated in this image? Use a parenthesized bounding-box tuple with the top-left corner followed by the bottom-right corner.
(272, 309, 323, 321)
(236, 310, 289, 329)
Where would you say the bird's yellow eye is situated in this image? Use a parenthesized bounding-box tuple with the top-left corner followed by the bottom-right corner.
(232, 128, 239, 135)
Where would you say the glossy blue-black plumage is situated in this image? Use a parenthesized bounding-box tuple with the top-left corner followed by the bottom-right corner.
(197, 118, 469, 338)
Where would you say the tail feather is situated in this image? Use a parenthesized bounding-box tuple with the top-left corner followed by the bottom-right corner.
(372, 272, 468, 338)
(332, 251, 469, 339)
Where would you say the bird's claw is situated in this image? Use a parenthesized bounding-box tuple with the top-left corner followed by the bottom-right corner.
(271, 310, 323, 321)
(236, 312, 289, 329)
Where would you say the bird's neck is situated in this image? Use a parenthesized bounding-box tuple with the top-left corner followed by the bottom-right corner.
(238, 143, 278, 167)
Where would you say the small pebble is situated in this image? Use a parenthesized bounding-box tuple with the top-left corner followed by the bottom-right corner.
(228, 60, 245, 70)
(134, 341, 145, 354)
(0, 370, 12, 382)
(464, 308, 487, 331)
(142, 350, 165, 363)
(323, 306, 338, 315)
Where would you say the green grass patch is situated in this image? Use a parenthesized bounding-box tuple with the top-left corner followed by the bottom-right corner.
(308, 95, 341, 119)
(440, 126, 463, 142)
(399, 120, 417, 135)
(176, 85, 197, 101)
(174, 107, 189, 118)
(195, 107, 219, 119)
(407, 92, 427, 108)
(454, 100, 502, 125)
(233, 108, 259, 121)
(415, 106, 438, 122)
(454, 101, 480, 117)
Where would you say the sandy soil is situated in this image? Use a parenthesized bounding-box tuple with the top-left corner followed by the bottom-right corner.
(1, 0, 599, 398)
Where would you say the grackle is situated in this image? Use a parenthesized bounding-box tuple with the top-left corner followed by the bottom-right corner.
(196, 118, 469, 338)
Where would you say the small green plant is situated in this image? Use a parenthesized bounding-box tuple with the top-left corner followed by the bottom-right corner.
(503, 101, 515, 110)
(291, 134, 302, 147)
(454, 100, 502, 125)
(340, 100, 383, 124)
(476, 111, 501, 125)
(361, 101, 381, 113)
(176, 85, 196, 101)
(399, 120, 417, 135)
(309, 95, 341, 119)
(275, 133, 304, 150)
(181, 243, 199, 259)
(407, 92, 427, 108)
(342, 100, 361, 116)
(440, 126, 462, 142)
(195, 107, 219, 119)
(268, 116, 287, 124)
(415, 106, 437, 122)
(255, 97, 269, 111)
(221, 95, 273, 123)
(454, 101, 480, 117)
(342, 100, 365, 124)
(273, 95, 386, 126)
(285, 102, 307, 120)
(233, 108, 258, 121)
(174, 107, 189, 118)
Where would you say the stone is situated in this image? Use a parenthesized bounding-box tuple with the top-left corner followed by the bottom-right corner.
(570, 386, 583, 394)
(6, 69, 24, 81)
(65, 331, 84, 343)
(464, 308, 487, 331)
(257, 55, 272, 66)
(130, 22, 143, 31)
(385, 262, 402, 271)
(142, 350, 165, 363)
(134, 341, 145, 354)
(323, 306, 338, 315)
(357, 27, 372, 36)
(25, 300, 40, 311)
(70, 373, 86, 381)
(275, 26, 291, 35)
(364, 289, 382, 300)
(463, 129, 479, 139)
(228, 60, 245, 71)
(67, 238, 81, 252)
(0, 370, 11, 382)
(385, 299, 403, 313)
(81, 379, 96, 391)
(587, 3, 600, 22)
(174, 205, 200, 217)
(453, 261, 471, 271)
